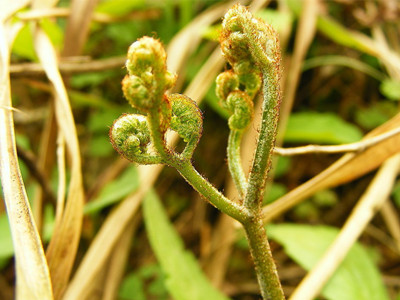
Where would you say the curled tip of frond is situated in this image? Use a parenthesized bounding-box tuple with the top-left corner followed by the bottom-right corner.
(123, 36, 177, 113)
(220, 4, 280, 69)
(126, 37, 167, 76)
(109, 114, 152, 162)
(216, 70, 239, 103)
(169, 94, 203, 158)
(122, 75, 151, 110)
(226, 90, 254, 130)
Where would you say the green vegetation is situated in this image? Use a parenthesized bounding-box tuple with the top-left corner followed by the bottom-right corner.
(1, 1, 400, 300)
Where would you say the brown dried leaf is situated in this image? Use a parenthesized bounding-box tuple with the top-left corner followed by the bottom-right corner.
(263, 113, 400, 223)
(0, 18, 53, 300)
(33, 28, 84, 299)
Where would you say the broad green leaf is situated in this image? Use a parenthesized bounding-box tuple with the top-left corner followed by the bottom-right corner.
(267, 224, 390, 300)
(70, 71, 118, 89)
(284, 111, 363, 144)
(12, 23, 37, 60)
(274, 156, 291, 178)
(88, 135, 113, 157)
(95, 0, 145, 16)
(354, 101, 397, 130)
(12, 18, 64, 60)
(119, 273, 146, 300)
(40, 18, 64, 50)
(68, 89, 116, 109)
(392, 181, 400, 208)
(143, 190, 230, 300)
(263, 183, 287, 205)
(87, 107, 127, 133)
(380, 79, 400, 101)
(119, 264, 168, 300)
(84, 165, 139, 214)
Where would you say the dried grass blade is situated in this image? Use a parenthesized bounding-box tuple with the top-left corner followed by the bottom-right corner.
(263, 112, 400, 223)
(33, 28, 84, 299)
(62, 0, 98, 56)
(0, 21, 53, 300)
(290, 154, 400, 300)
(0, 0, 30, 21)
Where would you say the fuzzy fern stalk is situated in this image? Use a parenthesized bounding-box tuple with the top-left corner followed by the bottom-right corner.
(110, 5, 284, 300)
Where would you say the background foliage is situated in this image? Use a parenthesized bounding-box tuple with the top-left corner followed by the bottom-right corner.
(1, 0, 400, 299)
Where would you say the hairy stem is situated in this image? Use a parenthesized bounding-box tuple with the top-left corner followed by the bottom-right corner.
(227, 129, 247, 198)
(244, 70, 281, 211)
(170, 159, 250, 223)
(147, 112, 169, 159)
(242, 68, 284, 299)
(243, 218, 285, 300)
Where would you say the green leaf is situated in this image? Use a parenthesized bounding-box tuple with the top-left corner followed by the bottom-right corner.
(392, 181, 400, 208)
(40, 18, 64, 50)
(263, 183, 287, 205)
(119, 273, 146, 300)
(354, 101, 397, 130)
(143, 190, 230, 300)
(70, 71, 117, 89)
(88, 135, 113, 157)
(68, 89, 116, 109)
(274, 156, 291, 178)
(87, 107, 126, 133)
(95, 0, 145, 16)
(12, 23, 37, 61)
(84, 165, 139, 214)
(380, 79, 400, 101)
(284, 111, 363, 144)
(267, 224, 390, 300)
(119, 264, 168, 300)
(12, 18, 64, 61)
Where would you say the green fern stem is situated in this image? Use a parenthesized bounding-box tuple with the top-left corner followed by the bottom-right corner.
(227, 129, 247, 199)
(243, 217, 284, 300)
(244, 70, 281, 211)
(168, 158, 250, 224)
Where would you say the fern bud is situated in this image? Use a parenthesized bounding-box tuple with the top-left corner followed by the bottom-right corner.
(221, 4, 280, 69)
(226, 90, 254, 130)
(126, 37, 167, 76)
(216, 70, 239, 103)
(109, 114, 151, 160)
(169, 94, 203, 158)
(122, 75, 152, 111)
(238, 71, 262, 99)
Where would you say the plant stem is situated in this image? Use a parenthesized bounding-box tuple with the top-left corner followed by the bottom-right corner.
(147, 112, 169, 158)
(227, 129, 247, 198)
(244, 70, 281, 211)
(243, 218, 285, 300)
(170, 159, 250, 223)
